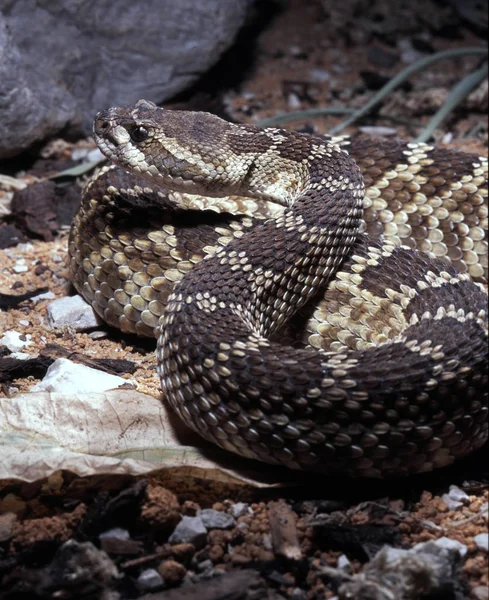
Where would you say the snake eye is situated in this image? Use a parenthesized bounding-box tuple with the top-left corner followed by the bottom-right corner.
(130, 126, 150, 143)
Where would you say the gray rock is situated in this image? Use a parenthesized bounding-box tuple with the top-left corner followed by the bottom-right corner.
(474, 533, 488, 552)
(137, 569, 164, 591)
(441, 485, 470, 511)
(30, 357, 129, 393)
(473, 585, 489, 600)
(230, 502, 251, 518)
(99, 528, 130, 541)
(419, 536, 468, 558)
(338, 541, 465, 600)
(0, 330, 32, 352)
(168, 516, 207, 548)
(0, 0, 253, 158)
(200, 509, 235, 530)
(46, 295, 101, 331)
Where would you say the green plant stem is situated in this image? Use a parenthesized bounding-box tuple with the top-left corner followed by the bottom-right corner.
(416, 63, 489, 142)
(327, 46, 488, 136)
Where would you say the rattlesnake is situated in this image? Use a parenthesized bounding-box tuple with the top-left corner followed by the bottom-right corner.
(69, 99, 488, 477)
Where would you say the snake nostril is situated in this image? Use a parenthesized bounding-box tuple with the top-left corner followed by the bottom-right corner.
(95, 119, 110, 133)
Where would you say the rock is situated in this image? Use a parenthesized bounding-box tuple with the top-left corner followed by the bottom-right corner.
(49, 540, 119, 591)
(46, 295, 101, 331)
(473, 585, 489, 600)
(441, 485, 470, 511)
(339, 541, 465, 600)
(0, 0, 254, 158)
(31, 290, 56, 303)
(168, 515, 207, 549)
(157, 559, 187, 586)
(474, 533, 488, 552)
(0, 16, 77, 160)
(30, 358, 128, 393)
(358, 126, 397, 137)
(337, 554, 352, 571)
(0, 330, 32, 352)
(230, 502, 251, 518)
(421, 536, 468, 558)
(137, 569, 164, 591)
(200, 509, 235, 530)
(99, 527, 130, 541)
(0, 512, 17, 542)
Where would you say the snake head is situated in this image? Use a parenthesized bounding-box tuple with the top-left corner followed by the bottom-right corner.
(93, 99, 251, 196)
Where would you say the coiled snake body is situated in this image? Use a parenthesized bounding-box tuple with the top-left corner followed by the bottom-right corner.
(69, 99, 488, 477)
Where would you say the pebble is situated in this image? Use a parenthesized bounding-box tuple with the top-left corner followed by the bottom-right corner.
(473, 586, 489, 600)
(310, 68, 330, 83)
(416, 536, 468, 558)
(15, 243, 33, 252)
(359, 126, 397, 137)
(441, 485, 470, 511)
(337, 554, 352, 571)
(195, 558, 213, 574)
(13, 264, 28, 273)
(71, 148, 90, 161)
(46, 295, 101, 331)
(0, 330, 32, 352)
(137, 568, 164, 591)
(0, 512, 16, 542)
(231, 502, 251, 518)
(30, 358, 128, 393)
(86, 148, 105, 163)
(99, 527, 130, 541)
(474, 533, 488, 552)
(157, 560, 186, 585)
(168, 516, 207, 549)
(287, 93, 301, 110)
(200, 509, 235, 530)
(9, 351, 33, 360)
(31, 290, 56, 303)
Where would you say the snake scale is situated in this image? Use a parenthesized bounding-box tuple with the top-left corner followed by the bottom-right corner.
(69, 99, 488, 477)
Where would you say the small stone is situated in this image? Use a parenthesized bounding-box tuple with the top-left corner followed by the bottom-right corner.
(337, 554, 352, 571)
(200, 509, 235, 530)
(86, 148, 105, 163)
(31, 290, 56, 303)
(0, 512, 17, 542)
(71, 148, 90, 161)
(157, 560, 186, 585)
(30, 358, 128, 393)
(310, 69, 330, 83)
(99, 527, 130, 541)
(442, 485, 470, 511)
(0, 330, 32, 352)
(169, 516, 207, 549)
(231, 502, 251, 518)
(9, 352, 33, 360)
(423, 536, 468, 557)
(13, 265, 28, 273)
(473, 585, 489, 600)
(137, 568, 164, 591)
(287, 93, 301, 110)
(196, 558, 213, 573)
(474, 533, 488, 552)
(88, 330, 109, 340)
(359, 126, 397, 137)
(46, 295, 101, 331)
